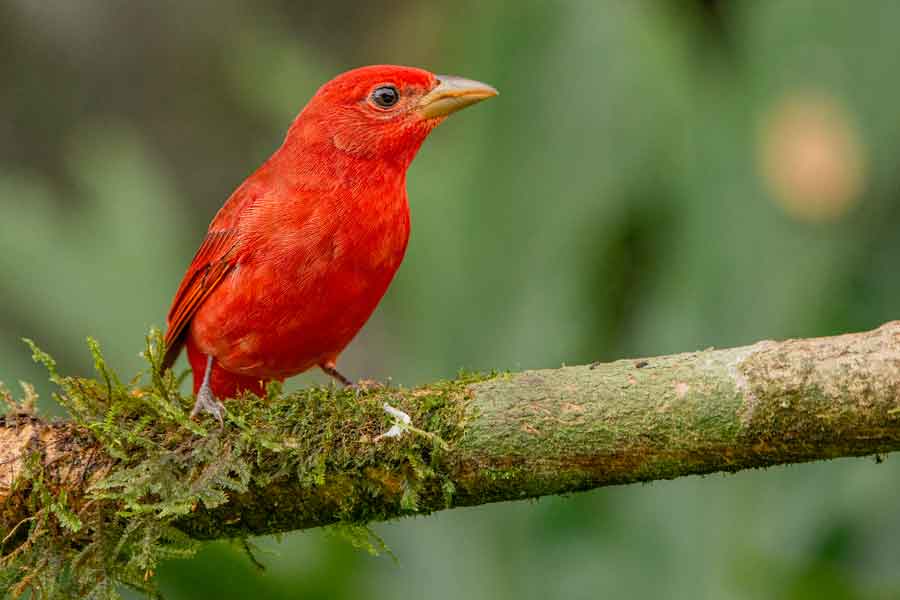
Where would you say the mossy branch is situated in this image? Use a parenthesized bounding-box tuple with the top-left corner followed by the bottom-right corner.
(3, 322, 900, 597)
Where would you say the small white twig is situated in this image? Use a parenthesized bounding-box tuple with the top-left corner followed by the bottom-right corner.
(375, 402, 412, 441)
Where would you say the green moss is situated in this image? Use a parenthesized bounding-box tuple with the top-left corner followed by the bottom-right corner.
(0, 331, 494, 598)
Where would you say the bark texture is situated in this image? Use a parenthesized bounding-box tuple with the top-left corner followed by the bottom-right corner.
(2, 322, 900, 540)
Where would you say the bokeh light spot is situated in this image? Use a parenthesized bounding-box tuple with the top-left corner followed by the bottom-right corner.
(758, 90, 866, 223)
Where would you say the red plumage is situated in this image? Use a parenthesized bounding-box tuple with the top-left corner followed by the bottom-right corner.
(161, 65, 496, 405)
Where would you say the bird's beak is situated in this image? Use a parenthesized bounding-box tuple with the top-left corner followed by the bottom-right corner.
(417, 75, 498, 119)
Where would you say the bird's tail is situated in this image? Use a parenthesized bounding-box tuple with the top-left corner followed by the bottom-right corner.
(160, 331, 185, 374)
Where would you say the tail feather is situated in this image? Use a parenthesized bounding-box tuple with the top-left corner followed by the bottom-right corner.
(160, 331, 185, 373)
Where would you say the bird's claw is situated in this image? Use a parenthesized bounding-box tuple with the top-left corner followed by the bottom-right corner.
(374, 402, 411, 441)
(190, 386, 225, 426)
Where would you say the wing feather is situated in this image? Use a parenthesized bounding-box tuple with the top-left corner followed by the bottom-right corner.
(161, 229, 239, 370)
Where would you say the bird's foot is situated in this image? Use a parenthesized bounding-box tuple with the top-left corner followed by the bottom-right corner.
(374, 402, 412, 441)
(190, 385, 225, 426)
(348, 378, 388, 397)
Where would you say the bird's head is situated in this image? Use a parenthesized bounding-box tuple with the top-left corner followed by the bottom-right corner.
(289, 65, 498, 164)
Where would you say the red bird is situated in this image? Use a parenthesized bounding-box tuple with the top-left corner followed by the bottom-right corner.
(161, 65, 497, 421)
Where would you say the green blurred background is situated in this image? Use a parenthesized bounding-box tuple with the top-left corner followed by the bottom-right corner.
(3, 0, 900, 598)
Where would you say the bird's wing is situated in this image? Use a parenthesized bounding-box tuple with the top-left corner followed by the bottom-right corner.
(160, 164, 324, 371)
(161, 228, 240, 370)
(160, 175, 268, 371)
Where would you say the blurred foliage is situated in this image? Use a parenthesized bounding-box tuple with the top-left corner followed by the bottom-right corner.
(3, 0, 900, 598)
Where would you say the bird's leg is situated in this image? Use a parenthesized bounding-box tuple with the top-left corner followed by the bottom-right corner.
(191, 354, 225, 425)
(320, 362, 354, 388)
(319, 362, 389, 393)
(319, 361, 410, 440)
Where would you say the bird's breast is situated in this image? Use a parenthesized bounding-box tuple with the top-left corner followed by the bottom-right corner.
(192, 187, 411, 378)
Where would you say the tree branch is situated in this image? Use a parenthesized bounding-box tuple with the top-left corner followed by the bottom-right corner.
(3, 322, 900, 544)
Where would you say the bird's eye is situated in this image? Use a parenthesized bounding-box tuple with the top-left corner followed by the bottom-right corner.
(371, 85, 399, 109)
